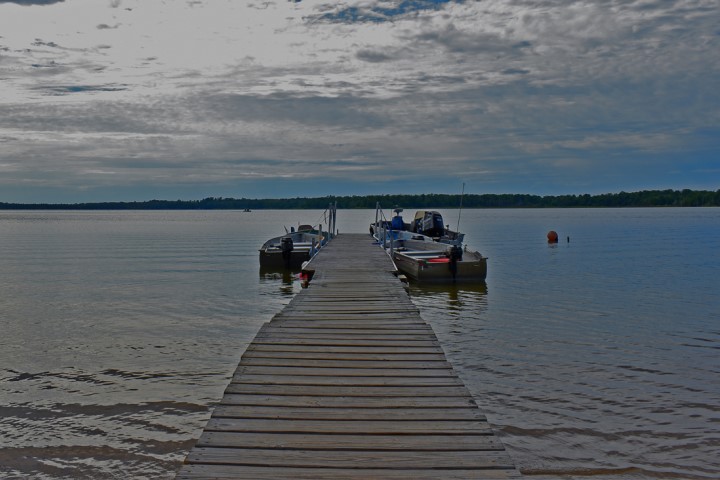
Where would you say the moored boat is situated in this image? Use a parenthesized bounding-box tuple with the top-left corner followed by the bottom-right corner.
(259, 203, 338, 270)
(371, 204, 487, 283)
(259, 224, 326, 270)
(391, 239, 487, 283)
(370, 207, 465, 246)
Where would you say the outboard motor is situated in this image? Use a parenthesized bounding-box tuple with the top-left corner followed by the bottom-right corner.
(418, 211, 446, 237)
(448, 245, 463, 280)
(280, 237, 294, 269)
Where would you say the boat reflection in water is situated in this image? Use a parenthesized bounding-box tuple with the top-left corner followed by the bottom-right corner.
(405, 282, 490, 361)
(259, 267, 303, 297)
(407, 281, 488, 316)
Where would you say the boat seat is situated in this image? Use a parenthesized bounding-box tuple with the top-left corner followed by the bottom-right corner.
(397, 252, 448, 258)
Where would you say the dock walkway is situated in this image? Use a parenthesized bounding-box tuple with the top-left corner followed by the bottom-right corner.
(177, 234, 519, 479)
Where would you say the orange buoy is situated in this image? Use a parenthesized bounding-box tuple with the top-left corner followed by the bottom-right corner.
(547, 230, 559, 243)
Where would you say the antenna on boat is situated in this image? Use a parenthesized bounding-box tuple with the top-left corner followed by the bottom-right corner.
(456, 182, 465, 233)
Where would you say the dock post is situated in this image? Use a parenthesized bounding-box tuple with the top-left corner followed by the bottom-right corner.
(389, 228, 394, 258)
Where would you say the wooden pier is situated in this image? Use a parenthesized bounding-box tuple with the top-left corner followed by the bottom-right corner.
(177, 234, 519, 479)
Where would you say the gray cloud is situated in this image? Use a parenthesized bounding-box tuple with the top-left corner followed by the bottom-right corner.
(196, 92, 389, 130)
(0, 0, 64, 4)
(356, 49, 394, 63)
(501, 68, 530, 76)
(37, 85, 128, 95)
(411, 25, 514, 55)
(32, 39, 61, 48)
(248, 2, 277, 10)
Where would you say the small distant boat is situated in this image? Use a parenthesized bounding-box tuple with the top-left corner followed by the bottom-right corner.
(243, 208, 251, 212)
(371, 204, 487, 283)
(259, 224, 326, 270)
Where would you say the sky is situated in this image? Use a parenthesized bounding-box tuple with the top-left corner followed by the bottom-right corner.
(0, 0, 718, 203)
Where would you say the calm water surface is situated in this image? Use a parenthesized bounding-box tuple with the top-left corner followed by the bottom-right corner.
(0, 208, 718, 479)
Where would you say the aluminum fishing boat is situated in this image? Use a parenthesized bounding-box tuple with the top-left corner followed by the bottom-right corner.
(259, 224, 326, 270)
(371, 204, 487, 283)
(259, 204, 338, 270)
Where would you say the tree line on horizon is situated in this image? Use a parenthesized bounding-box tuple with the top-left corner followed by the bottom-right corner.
(1, 189, 718, 210)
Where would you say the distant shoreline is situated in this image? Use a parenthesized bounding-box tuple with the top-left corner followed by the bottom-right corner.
(1, 189, 718, 209)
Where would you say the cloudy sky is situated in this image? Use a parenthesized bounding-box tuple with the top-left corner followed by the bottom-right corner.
(0, 0, 718, 202)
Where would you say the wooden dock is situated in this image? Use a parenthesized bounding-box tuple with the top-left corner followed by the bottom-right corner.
(177, 233, 519, 479)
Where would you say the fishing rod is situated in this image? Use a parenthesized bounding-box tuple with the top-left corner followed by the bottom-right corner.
(456, 182, 465, 233)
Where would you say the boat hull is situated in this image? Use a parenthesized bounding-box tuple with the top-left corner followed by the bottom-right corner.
(258, 230, 325, 270)
(259, 249, 312, 270)
(392, 250, 487, 283)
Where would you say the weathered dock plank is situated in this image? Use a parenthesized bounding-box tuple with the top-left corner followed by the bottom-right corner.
(251, 336, 440, 344)
(238, 357, 454, 369)
(231, 376, 464, 387)
(185, 448, 513, 469)
(176, 233, 518, 479)
(204, 418, 493, 434)
(197, 431, 503, 450)
(219, 393, 480, 408)
(210, 405, 488, 420)
(180, 465, 520, 480)
(246, 344, 446, 354)
(233, 365, 457, 377)
(224, 384, 473, 396)
(241, 351, 449, 361)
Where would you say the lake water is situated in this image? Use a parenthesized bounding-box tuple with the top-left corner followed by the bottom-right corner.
(0, 208, 718, 479)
